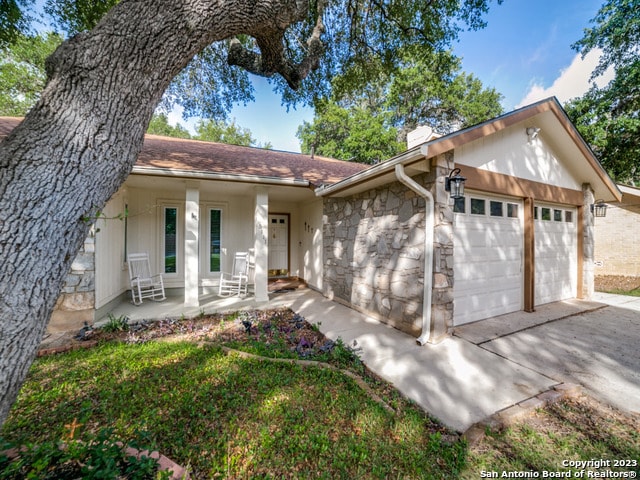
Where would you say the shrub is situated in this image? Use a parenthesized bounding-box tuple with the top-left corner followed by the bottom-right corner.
(0, 426, 171, 479)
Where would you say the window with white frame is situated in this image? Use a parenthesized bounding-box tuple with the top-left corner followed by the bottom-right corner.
(162, 206, 179, 274)
(209, 208, 222, 273)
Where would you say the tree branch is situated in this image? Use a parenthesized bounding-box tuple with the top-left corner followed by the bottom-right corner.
(227, 1, 325, 89)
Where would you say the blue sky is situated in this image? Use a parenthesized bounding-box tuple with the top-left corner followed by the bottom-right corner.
(170, 1, 611, 153)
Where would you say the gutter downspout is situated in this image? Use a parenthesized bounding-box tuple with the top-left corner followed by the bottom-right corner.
(394, 163, 434, 346)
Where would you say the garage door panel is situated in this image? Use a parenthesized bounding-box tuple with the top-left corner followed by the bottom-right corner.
(455, 272, 521, 290)
(534, 204, 577, 306)
(454, 195, 523, 326)
(455, 285, 522, 321)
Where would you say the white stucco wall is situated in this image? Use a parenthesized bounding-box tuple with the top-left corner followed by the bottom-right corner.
(95, 190, 128, 309)
(299, 198, 324, 290)
(455, 124, 582, 191)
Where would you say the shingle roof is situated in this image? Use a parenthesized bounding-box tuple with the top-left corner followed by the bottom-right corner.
(138, 134, 367, 185)
(0, 117, 367, 186)
(0, 116, 19, 137)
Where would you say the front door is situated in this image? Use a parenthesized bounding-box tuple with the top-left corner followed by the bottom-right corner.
(268, 214, 289, 277)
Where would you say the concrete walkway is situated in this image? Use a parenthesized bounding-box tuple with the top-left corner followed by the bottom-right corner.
(281, 290, 640, 432)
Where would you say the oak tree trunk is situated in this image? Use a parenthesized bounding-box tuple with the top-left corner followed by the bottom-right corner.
(0, 0, 317, 425)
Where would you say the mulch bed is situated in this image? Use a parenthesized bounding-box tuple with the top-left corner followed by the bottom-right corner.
(38, 309, 331, 358)
(595, 275, 640, 293)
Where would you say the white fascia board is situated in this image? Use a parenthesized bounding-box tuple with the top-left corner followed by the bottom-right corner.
(131, 166, 311, 188)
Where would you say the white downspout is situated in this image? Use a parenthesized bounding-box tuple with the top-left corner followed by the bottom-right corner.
(394, 163, 434, 345)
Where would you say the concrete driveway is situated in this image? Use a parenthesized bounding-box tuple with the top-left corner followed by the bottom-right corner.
(284, 290, 640, 432)
(455, 292, 640, 417)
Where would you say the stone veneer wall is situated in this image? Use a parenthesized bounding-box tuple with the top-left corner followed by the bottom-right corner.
(49, 236, 96, 332)
(323, 156, 454, 340)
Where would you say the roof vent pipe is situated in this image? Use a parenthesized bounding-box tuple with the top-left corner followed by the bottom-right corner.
(394, 163, 434, 345)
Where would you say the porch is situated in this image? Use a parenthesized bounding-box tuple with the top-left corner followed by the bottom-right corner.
(96, 278, 308, 325)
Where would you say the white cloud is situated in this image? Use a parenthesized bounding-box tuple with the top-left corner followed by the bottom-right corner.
(516, 49, 615, 108)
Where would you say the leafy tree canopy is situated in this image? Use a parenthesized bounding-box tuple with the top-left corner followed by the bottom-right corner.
(297, 101, 403, 163)
(0, 0, 32, 45)
(146, 114, 192, 139)
(2, 0, 500, 122)
(194, 118, 272, 148)
(0, 31, 62, 116)
(565, 0, 640, 184)
(298, 49, 503, 163)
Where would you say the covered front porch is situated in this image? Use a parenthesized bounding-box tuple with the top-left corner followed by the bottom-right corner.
(97, 278, 308, 325)
(93, 171, 325, 322)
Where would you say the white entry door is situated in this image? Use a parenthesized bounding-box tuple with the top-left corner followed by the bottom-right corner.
(453, 194, 524, 325)
(268, 214, 289, 276)
(534, 203, 577, 305)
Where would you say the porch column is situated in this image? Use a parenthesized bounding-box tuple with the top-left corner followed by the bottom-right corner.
(185, 181, 200, 307)
(254, 187, 269, 302)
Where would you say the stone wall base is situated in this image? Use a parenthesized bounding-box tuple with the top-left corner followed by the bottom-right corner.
(48, 309, 94, 333)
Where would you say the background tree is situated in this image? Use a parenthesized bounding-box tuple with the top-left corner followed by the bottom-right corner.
(194, 118, 253, 146)
(0, 0, 32, 45)
(0, 32, 62, 115)
(298, 50, 503, 163)
(564, 0, 640, 185)
(145, 113, 192, 138)
(0, 0, 498, 426)
(297, 101, 403, 163)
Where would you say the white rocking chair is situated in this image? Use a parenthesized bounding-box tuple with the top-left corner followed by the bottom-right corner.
(218, 251, 251, 297)
(127, 253, 166, 305)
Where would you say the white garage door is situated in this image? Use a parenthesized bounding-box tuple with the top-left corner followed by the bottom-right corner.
(453, 194, 524, 326)
(534, 203, 577, 306)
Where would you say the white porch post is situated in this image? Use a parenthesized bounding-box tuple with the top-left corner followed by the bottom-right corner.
(184, 181, 200, 307)
(254, 187, 269, 302)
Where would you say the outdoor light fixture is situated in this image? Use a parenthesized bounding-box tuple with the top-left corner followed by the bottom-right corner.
(591, 199, 608, 217)
(445, 168, 466, 200)
(526, 126, 541, 142)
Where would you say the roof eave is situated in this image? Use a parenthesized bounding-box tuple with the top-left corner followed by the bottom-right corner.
(131, 166, 312, 188)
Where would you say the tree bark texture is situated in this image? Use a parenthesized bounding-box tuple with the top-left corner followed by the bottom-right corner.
(0, 0, 321, 425)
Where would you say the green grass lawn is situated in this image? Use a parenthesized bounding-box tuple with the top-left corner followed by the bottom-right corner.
(606, 287, 640, 297)
(1, 341, 464, 479)
(2, 312, 639, 479)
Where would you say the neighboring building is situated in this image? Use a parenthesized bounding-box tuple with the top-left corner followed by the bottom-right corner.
(594, 184, 640, 279)
(0, 97, 622, 341)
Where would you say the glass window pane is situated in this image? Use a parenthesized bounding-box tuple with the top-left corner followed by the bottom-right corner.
(554, 209, 563, 221)
(124, 203, 128, 262)
(210, 209, 221, 272)
(164, 207, 177, 273)
(490, 201, 503, 217)
(565, 211, 573, 223)
(534, 206, 538, 220)
(470, 198, 486, 215)
(507, 203, 518, 218)
(541, 207, 551, 221)
(453, 197, 465, 213)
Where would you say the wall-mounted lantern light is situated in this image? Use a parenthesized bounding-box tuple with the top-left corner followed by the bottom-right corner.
(445, 168, 466, 200)
(591, 199, 608, 218)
